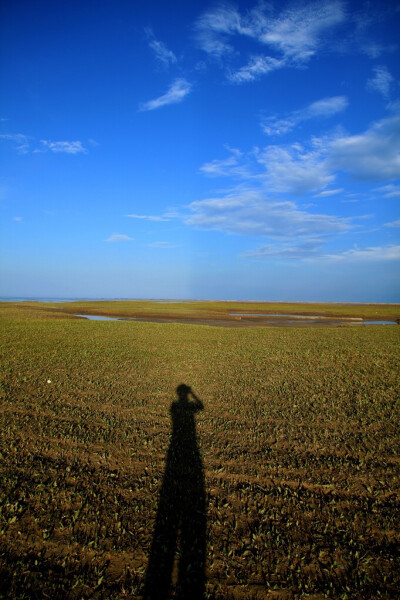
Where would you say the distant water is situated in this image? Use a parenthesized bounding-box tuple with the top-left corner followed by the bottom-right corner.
(0, 297, 103, 302)
(0, 297, 192, 303)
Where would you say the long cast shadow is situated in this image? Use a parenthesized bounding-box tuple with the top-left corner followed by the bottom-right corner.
(143, 384, 206, 600)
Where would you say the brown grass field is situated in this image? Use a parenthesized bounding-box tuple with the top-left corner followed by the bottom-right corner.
(0, 301, 399, 599)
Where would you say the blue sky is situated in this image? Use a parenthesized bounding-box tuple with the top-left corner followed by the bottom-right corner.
(1, 0, 399, 302)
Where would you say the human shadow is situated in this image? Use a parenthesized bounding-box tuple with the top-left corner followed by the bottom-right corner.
(143, 384, 206, 600)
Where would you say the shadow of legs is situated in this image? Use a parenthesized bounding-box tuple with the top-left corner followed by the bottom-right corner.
(143, 385, 206, 600)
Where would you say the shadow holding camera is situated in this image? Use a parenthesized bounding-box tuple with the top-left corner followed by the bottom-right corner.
(143, 384, 206, 600)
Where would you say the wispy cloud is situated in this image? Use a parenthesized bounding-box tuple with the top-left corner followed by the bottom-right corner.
(145, 28, 177, 67)
(13, 216, 23, 222)
(126, 213, 170, 221)
(0, 133, 30, 153)
(38, 140, 87, 154)
(195, 4, 240, 58)
(375, 184, 400, 198)
(148, 241, 179, 248)
(252, 1, 346, 60)
(367, 65, 394, 98)
(190, 108, 400, 258)
(262, 96, 348, 135)
(187, 189, 351, 238)
(104, 233, 134, 242)
(314, 188, 344, 197)
(0, 134, 90, 154)
(329, 113, 400, 181)
(199, 141, 333, 195)
(139, 78, 191, 111)
(325, 245, 400, 261)
(199, 111, 400, 195)
(351, 3, 391, 59)
(385, 219, 400, 228)
(256, 144, 334, 195)
(199, 146, 253, 178)
(242, 242, 400, 262)
(242, 240, 323, 259)
(195, 1, 346, 82)
(229, 56, 284, 83)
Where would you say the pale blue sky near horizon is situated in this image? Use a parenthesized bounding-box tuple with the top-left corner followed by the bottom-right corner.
(1, 0, 399, 302)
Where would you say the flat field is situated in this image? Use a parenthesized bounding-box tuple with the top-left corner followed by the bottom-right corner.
(16, 299, 400, 324)
(0, 302, 399, 599)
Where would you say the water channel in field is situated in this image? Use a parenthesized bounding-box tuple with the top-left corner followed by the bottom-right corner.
(74, 313, 397, 326)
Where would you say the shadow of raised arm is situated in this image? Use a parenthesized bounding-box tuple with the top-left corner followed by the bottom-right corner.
(188, 388, 203, 411)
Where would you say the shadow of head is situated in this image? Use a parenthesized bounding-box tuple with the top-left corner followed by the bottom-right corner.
(176, 383, 191, 402)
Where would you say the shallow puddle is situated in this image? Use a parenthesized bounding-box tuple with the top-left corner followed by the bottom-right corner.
(230, 313, 360, 320)
(75, 314, 121, 321)
(230, 313, 397, 325)
(363, 320, 397, 325)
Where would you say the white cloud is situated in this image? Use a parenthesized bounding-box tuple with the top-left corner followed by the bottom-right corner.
(187, 189, 350, 238)
(262, 96, 348, 135)
(329, 113, 400, 181)
(385, 219, 400, 228)
(104, 233, 134, 242)
(367, 65, 394, 98)
(139, 79, 191, 111)
(126, 213, 170, 221)
(39, 140, 87, 154)
(0, 133, 30, 153)
(13, 216, 23, 222)
(146, 28, 177, 67)
(196, 1, 346, 82)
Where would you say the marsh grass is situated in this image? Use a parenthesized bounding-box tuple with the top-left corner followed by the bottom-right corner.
(0, 302, 399, 599)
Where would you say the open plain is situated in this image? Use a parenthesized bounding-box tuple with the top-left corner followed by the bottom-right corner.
(1, 301, 399, 599)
